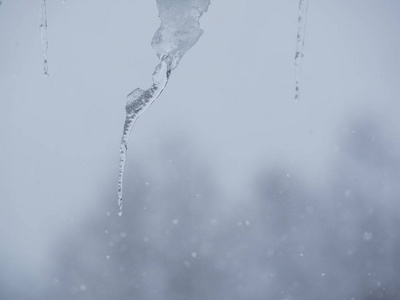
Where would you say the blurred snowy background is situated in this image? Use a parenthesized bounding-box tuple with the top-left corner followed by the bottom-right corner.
(1, 0, 400, 299)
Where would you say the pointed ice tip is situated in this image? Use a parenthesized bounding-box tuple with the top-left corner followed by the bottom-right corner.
(118, 211, 122, 217)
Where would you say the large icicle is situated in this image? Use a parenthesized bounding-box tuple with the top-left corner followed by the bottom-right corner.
(294, 0, 309, 100)
(118, 0, 210, 215)
(39, 0, 49, 77)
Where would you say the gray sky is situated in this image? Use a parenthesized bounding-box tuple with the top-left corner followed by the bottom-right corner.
(1, 0, 400, 297)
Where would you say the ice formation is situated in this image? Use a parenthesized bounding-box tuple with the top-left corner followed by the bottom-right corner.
(294, 0, 309, 100)
(117, 0, 210, 215)
(39, 0, 49, 77)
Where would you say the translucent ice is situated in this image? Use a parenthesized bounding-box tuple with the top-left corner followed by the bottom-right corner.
(294, 0, 309, 100)
(39, 0, 49, 77)
(118, 60, 171, 216)
(117, 0, 210, 215)
(152, 0, 211, 68)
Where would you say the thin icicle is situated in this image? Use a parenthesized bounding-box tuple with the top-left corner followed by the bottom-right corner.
(294, 0, 309, 101)
(117, 0, 210, 216)
(39, 0, 49, 77)
(118, 58, 171, 216)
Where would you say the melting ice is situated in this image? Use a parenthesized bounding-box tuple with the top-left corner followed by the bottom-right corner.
(118, 0, 210, 215)
(294, 0, 309, 100)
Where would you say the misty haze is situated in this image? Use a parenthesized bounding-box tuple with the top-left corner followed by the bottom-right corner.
(1, 1, 399, 299)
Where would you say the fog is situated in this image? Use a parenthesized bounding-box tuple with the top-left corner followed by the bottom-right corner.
(1, 0, 400, 299)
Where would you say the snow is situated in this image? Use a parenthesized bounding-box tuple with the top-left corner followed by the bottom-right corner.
(2, 1, 400, 299)
(363, 231, 373, 241)
(118, 0, 210, 215)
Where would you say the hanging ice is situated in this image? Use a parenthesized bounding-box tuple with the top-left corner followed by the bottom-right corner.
(118, 0, 210, 215)
(39, 0, 49, 77)
(294, 0, 309, 100)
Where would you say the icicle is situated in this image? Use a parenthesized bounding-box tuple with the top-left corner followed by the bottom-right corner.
(117, 0, 210, 216)
(118, 58, 171, 216)
(39, 0, 49, 77)
(294, 0, 309, 101)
